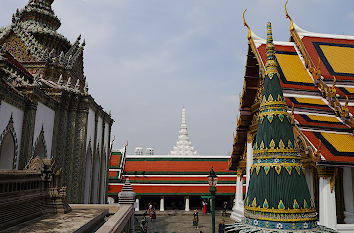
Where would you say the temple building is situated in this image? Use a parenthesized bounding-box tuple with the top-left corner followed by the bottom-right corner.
(229, 3, 354, 232)
(0, 0, 113, 204)
(108, 108, 241, 211)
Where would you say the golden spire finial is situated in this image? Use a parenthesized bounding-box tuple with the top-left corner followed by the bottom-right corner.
(264, 22, 278, 78)
(243, 9, 252, 40)
(285, 0, 294, 31)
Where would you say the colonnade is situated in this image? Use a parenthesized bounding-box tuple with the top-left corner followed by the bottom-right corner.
(134, 196, 191, 212)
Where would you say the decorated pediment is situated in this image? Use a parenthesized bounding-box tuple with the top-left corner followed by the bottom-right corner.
(3, 33, 35, 62)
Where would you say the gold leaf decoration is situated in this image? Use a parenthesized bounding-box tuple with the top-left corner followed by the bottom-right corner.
(275, 165, 282, 175)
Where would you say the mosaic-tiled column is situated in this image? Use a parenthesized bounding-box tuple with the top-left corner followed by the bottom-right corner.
(71, 97, 89, 203)
(64, 96, 78, 203)
(19, 101, 37, 169)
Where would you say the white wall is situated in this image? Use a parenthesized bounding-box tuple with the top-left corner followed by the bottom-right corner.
(95, 116, 103, 203)
(100, 122, 110, 203)
(0, 101, 24, 168)
(104, 122, 109, 155)
(84, 147, 93, 204)
(33, 102, 55, 158)
(86, 108, 95, 151)
(305, 168, 314, 201)
(96, 116, 103, 151)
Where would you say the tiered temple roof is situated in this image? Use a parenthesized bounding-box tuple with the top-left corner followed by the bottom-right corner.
(230, 6, 354, 172)
(0, 0, 88, 96)
(226, 20, 335, 233)
(108, 152, 238, 196)
(108, 109, 238, 197)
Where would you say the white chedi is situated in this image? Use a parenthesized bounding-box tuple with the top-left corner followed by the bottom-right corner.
(170, 107, 197, 156)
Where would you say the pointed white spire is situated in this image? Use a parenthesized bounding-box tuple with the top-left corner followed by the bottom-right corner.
(170, 107, 197, 156)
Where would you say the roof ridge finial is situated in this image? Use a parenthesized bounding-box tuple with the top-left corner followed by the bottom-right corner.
(243, 9, 252, 40)
(285, 0, 294, 31)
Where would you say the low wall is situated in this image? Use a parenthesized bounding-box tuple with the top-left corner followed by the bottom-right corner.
(0, 170, 47, 229)
(70, 204, 119, 214)
(337, 224, 354, 233)
(96, 205, 134, 233)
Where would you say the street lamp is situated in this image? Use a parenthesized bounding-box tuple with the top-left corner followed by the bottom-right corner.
(208, 167, 218, 233)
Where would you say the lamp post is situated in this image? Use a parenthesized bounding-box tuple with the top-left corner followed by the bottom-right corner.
(208, 167, 218, 233)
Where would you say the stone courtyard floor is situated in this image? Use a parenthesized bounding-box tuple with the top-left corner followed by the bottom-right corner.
(136, 211, 233, 233)
(2, 208, 107, 233)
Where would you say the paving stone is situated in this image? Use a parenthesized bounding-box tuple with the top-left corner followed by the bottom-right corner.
(136, 211, 232, 233)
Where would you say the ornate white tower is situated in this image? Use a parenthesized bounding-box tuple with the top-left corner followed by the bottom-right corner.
(170, 107, 197, 156)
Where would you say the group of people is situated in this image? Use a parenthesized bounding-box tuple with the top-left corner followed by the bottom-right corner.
(193, 209, 225, 233)
(201, 200, 228, 216)
(145, 200, 227, 232)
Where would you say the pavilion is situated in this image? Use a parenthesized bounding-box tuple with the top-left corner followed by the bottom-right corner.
(229, 3, 354, 232)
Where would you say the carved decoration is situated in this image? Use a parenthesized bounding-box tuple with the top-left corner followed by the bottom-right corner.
(25, 156, 71, 213)
(247, 132, 254, 144)
(4, 33, 34, 62)
(0, 115, 19, 169)
(255, 72, 264, 103)
(32, 125, 47, 158)
(315, 76, 353, 127)
(317, 166, 336, 193)
(294, 126, 319, 168)
(237, 167, 245, 180)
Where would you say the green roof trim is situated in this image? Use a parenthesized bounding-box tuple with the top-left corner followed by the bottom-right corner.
(126, 158, 228, 161)
(118, 153, 124, 167)
(108, 180, 236, 184)
(108, 192, 234, 196)
(112, 151, 123, 155)
(123, 171, 236, 175)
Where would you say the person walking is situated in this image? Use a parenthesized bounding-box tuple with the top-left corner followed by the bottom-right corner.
(218, 219, 225, 233)
(151, 207, 156, 220)
(193, 209, 199, 229)
(202, 200, 207, 214)
(222, 201, 228, 216)
(147, 202, 153, 220)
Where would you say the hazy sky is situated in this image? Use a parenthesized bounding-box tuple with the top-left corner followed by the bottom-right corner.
(1, 0, 354, 155)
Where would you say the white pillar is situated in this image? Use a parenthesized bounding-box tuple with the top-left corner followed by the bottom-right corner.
(245, 136, 253, 191)
(231, 171, 244, 222)
(319, 174, 337, 228)
(160, 196, 165, 211)
(305, 168, 314, 201)
(135, 197, 140, 211)
(185, 196, 190, 211)
(343, 167, 354, 223)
